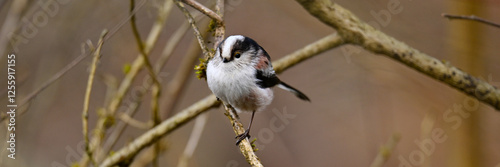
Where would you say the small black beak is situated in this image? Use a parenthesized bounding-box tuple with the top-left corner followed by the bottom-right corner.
(223, 58, 230, 63)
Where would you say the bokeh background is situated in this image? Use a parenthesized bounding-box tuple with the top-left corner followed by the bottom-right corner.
(1, 0, 500, 166)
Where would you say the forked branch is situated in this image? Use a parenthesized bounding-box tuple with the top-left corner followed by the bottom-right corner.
(296, 0, 500, 110)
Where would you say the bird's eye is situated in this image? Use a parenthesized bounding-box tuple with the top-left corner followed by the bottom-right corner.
(234, 52, 241, 59)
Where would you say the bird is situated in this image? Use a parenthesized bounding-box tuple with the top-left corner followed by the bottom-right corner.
(206, 35, 310, 145)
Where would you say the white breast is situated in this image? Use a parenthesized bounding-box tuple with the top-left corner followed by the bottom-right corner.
(207, 60, 273, 113)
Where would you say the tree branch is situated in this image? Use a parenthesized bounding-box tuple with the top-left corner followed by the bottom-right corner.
(175, 0, 210, 57)
(213, 0, 225, 50)
(223, 105, 263, 167)
(442, 13, 500, 28)
(129, 1, 164, 165)
(181, 0, 223, 23)
(82, 30, 108, 167)
(81, 0, 173, 165)
(99, 95, 221, 167)
(296, 0, 500, 110)
(272, 33, 344, 73)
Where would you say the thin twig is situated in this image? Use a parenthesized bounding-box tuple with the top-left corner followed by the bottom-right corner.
(118, 111, 152, 129)
(0, 0, 148, 123)
(223, 104, 263, 167)
(0, 0, 26, 57)
(82, 30, 108, 167)
(213, 0, 225, 49)
(99, 99, 141, 163)
(155, 13, 200, 72)
(175, 0, 210, 57)
(162, 29, 207, 118)
(442, 13, 500, 28)
(99, 33, 344, 166)
(181, 0, 223, 23)
(369, 133, 401, 167)
(99, 95, 221, 167)
(100, 13, 196, 163)
(129, 1, 163, 166)
(82, 0, 173, 165)
(296, 0, 500, 110)
(177, 113, 209, 167)
(129, 0, 162, 121)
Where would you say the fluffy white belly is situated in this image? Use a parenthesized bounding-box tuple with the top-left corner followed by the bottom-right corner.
(207, 64, 273, 112)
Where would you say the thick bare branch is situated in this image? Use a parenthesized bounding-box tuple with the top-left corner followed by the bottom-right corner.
(273, 33, 344, 73)
(296, 0, 500, 110)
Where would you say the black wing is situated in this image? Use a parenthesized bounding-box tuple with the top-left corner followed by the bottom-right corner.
(255, 69, 280, 88)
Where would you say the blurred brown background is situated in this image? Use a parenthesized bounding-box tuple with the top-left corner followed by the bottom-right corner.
(1, 0, 500, 166)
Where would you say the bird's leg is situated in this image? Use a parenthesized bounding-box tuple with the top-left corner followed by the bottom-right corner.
(235, 110, 256, 145)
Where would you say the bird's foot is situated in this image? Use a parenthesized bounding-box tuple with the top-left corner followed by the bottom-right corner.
(235, 129, 251, 145)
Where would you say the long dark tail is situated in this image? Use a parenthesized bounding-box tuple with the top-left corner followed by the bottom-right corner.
(277, 81, 310, 101)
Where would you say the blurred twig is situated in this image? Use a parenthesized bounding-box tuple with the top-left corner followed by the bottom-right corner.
(177, 113, 209, 167)
(82, 30, 108, 167)
(175, 0, 210, 57)
(442, 13, 500, 28)
(99, 15, 195, 162)
(99, 100, 141, 162)
(99, 32, 344, 166)
(99, 95, 221, 167)
(296, 0, 500, 110)
(1, 0, 148, 123)
(117, 111, 152, 129)
(419, 112, 436, 167)
(162, 30, 207, 118)
(155, 13, 200, 72)
(0, 0, 26, 57)
(129, 1, 164, 166)
(81, 0, 173, 166)
(369, 133, 401, 167)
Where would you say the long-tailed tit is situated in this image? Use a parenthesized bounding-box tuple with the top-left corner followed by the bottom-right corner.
(206, 35, 310, 145)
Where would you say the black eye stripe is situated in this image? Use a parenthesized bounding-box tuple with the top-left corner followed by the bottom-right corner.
(230, 38, 252, 59)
